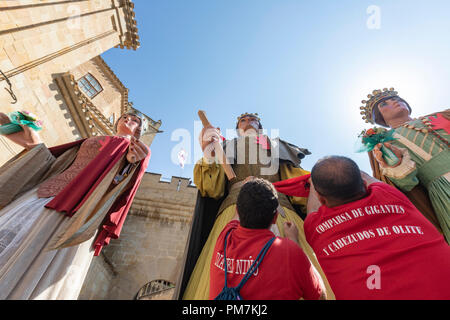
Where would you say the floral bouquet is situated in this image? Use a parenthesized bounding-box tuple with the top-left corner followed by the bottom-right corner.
(0, 110, 43, 135)
(355, 127, 400, 166)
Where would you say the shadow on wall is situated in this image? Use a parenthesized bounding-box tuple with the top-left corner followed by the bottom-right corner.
(51, 72, 81, 138)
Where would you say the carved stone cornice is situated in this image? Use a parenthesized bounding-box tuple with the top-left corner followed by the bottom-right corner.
(117, 0, 140, 51)
(55, 70, 162, 140)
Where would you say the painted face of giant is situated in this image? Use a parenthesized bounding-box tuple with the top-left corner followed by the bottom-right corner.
(116, 113, 142, 138)
(376, 97, 410, 125)
(237, 115, 260, 136)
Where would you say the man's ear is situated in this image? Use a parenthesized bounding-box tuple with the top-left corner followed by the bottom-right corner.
(271, 210, 279, 225)
(317, 194, 329, 207)
(233, 207, 240, 221)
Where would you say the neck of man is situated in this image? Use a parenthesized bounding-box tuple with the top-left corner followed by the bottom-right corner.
(325, 191, 368, 208)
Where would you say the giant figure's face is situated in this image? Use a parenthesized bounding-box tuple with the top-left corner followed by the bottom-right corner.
(376, 97, 410, 125)
(116, 113, 142, 138)
(237, 115, 260, 136)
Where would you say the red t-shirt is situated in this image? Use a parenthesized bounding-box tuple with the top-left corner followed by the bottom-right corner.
(304, 182, 450, 300)
(209, 220, 323, 300)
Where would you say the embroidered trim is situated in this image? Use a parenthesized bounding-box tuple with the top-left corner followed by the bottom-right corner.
(393, 133, 432, 161)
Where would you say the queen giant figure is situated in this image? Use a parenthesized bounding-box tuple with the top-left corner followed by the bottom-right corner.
(0, 111, 150, 299)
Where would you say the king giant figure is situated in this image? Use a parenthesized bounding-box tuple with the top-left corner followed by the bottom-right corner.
(176, 112, 335, 299)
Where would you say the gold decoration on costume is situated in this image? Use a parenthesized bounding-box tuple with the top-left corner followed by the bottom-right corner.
(359, 87, 399, 124)
(401, 115, 449, 148)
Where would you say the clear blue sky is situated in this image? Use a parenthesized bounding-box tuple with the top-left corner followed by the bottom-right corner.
(102, 0, 450, 182)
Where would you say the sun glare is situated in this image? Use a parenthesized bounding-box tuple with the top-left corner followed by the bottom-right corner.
(346, 66, 432, 127)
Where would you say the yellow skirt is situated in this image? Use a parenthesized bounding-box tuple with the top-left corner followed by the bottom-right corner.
(182, 204, 335, 300)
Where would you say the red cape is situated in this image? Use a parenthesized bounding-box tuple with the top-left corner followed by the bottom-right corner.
(272, 174, 311, 198)
(45, 136, 150, 256)
(93, 150, 150, 256)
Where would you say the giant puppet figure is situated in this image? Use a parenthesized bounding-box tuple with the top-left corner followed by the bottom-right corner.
(176, 112, 335, 300)
(0, 111, 150, 299)
(359, 88, 449, 243)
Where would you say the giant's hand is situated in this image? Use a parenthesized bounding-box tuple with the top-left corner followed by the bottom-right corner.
(20, 124, 42, 149)
(373, 142, 404, 168)
(126, 136, 149, 164)
(0, 112, 42, 150)
(199, 126, 221, 159)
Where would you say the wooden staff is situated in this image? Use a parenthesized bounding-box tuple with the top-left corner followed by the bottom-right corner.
(198, 110, 236, 180)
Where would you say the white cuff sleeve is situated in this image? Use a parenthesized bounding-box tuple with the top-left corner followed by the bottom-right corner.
(380, 148, 417, 179)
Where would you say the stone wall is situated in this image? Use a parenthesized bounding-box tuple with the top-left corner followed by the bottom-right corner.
(78, 173, 198, 300)
(77, 251, 116, 300)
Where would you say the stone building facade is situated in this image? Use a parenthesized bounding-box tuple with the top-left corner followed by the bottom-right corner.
(79, 173, 197, 300)
(0, 0, 144, 165)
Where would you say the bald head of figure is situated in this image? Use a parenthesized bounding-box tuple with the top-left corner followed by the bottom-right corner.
(311, 156, 367, 206)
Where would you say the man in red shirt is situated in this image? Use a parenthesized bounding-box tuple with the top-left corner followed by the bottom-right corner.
(209, 178, 326, 300)
(304, 156, 450, 300)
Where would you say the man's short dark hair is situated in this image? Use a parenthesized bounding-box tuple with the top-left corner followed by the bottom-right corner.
(236, 178, 279, 229)
(311, 156, 365, 203)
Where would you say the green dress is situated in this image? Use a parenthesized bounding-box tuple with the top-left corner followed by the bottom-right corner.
(380, 114, 449, 242)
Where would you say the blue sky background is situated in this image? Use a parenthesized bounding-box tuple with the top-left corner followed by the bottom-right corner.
(102, 0, 450, 182)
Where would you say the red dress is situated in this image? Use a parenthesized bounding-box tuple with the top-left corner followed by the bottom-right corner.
(44, 136, 150, 255)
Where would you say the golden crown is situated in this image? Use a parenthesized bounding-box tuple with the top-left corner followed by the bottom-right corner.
(360, 88, 399, 123)
(237, 112, 260, 122)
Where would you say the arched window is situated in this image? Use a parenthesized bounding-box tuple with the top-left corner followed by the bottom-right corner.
(135, 279, 175, 300)
(77, 73, 103, 99)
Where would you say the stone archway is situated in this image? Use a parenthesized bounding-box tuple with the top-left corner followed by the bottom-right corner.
(135, 279, 175, 300)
